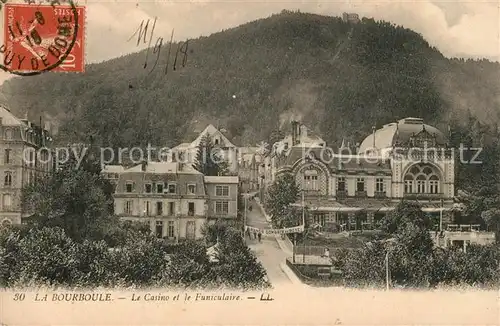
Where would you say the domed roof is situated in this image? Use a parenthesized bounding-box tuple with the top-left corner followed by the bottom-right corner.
(358, 117, 447, 153)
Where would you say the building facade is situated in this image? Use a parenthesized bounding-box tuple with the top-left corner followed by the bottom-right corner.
(0, 106, 53, 226)
(171, 124, 239, 173)
(238, 147, 263, 192)
(113, 162, 239, 240)
(268, 118, 491, 247)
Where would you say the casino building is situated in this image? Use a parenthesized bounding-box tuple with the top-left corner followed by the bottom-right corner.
(264, 118, 495, 247)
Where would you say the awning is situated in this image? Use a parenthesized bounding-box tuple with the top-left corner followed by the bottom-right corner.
(315, 206, 364, 212)
(290, 202, 455, 213)
(422, 207, 452, 212)
(290, 203, 363, 212)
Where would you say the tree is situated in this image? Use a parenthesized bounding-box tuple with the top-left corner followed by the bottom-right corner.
(22, 149, 114, 243)
(265, 173, 300, 228)
(193, 134, 228, 176)
(211, 225, 269, 289)
(380, 200, 431, 234)
(481, 208, 500, 241)
(200, 221, 270, 289)
(102, 219, 151, 248)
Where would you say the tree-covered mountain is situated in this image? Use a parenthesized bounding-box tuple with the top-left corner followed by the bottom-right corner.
(2, 10, 500, 148)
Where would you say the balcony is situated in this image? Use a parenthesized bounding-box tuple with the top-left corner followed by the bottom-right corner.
(374, 191, 386, 198)
(188, 210, 194, 216)
(355, 190, 367, 198)
(302, 189, 321, 199)
(446, 224, 481, 232)
(336, 190, 347, 200)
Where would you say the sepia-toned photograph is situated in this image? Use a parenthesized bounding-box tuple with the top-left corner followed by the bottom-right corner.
(0, 0, 498, 324)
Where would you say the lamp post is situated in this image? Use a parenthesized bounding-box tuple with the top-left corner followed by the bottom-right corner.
(384, 238, 396, 291)
(302, 187, 307, 263)
(293, 233, 296, 263)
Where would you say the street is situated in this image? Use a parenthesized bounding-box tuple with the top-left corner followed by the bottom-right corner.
(244, 198, 293, 286)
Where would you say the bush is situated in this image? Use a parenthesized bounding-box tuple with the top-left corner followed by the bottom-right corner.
(10, 227, 79, 287)
(0, 222, 270, 289)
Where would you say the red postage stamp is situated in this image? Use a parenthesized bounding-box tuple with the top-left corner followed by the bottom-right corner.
(3, 2, 85, 74)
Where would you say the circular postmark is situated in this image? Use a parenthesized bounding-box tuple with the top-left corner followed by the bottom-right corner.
(0, 0, 80, 76)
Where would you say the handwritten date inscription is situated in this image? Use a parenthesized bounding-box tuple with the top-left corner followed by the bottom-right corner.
(128, 18, 189, 77)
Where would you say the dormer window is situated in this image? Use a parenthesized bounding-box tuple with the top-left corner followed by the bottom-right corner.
(156, 183, 164, 193)
(4, 129, 12, 140)
(168, 183, 176, 194)
(214, 138, 219, 145)
(145, 183, 152, 193)
(126, 181, 134, 193)
(188, 184, 196, 194)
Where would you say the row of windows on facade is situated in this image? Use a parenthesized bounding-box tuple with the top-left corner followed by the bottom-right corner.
(125, 182, 230, 196)
(311, 211, 387, 226)
(3, 128, 45, 144)
(123, 200, 229, 215)
(2, 149, 49, 166)
(303, 176, 386, 193)
(3, 171, 37, 187)
(155, 220, 176, 238)
(303, 175, 440, 194)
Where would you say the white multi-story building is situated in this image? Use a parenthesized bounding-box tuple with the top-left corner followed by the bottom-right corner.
(113, 161, 239, 240)
(0, 105, 53, 226)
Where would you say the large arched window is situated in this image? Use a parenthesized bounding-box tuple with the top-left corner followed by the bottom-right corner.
(303, 169, 319, 191)
(403, 164, 441, 194)
(4, 172, 12, 187)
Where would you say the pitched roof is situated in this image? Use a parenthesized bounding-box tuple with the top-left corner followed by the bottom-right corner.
(275, 145, 391, 174)
(0, 106, 23, 126)
(204, 176, 239, 184)
(172, 142, 191, 150)
(145, 162, 178, 173)
(115, 168, 207, 196)
(192, 124, 235, 148)
(102, 165, 125, 173)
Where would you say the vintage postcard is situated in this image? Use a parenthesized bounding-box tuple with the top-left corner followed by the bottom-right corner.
(0, 0, 499, 325)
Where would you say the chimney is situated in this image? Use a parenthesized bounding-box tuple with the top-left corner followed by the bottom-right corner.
(372, 125, 376, 149)
(291, 120, 298, 146)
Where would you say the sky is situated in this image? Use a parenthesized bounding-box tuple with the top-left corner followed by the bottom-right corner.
(0, 0, 498, 85)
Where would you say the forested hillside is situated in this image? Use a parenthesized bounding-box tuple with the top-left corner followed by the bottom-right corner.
(2, 10, 500, 148)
